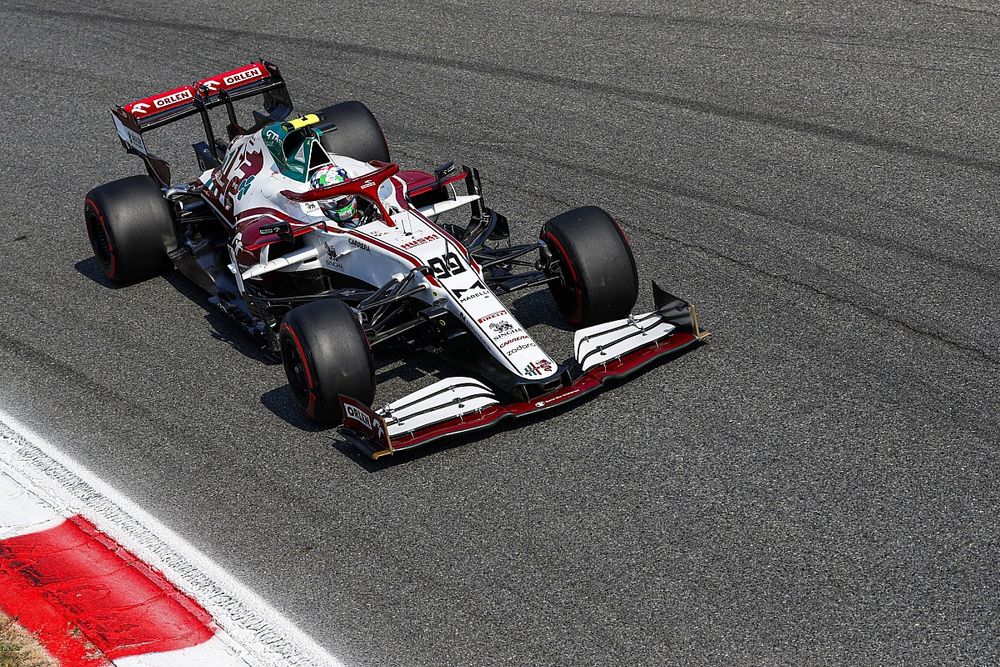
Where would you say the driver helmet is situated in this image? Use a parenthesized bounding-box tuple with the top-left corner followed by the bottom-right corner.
(309, 164, 357, 224)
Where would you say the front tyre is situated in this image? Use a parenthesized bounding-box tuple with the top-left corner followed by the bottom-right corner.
(279, 299, 376, 424)
(84, 175, 176, 284)
(541, 206, 639, 327)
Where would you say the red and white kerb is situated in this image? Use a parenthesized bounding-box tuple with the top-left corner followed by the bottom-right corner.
(0, 471, 230, 666)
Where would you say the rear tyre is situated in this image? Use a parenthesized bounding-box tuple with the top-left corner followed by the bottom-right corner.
(315, 101, 391, 163)
(84, 175, 175, 284)
(541, 206, 639, 327)
(279, 299, 376, 424)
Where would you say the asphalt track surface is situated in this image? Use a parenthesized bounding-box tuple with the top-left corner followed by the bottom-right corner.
(1, 1, 998, 665)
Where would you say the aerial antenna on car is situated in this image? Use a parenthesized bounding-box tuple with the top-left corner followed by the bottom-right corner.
(280, 114, 320, 132)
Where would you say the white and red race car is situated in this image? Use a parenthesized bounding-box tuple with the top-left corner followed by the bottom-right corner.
(85, 62, 708, 458)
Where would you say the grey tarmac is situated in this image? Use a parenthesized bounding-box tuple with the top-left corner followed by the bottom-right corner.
(0, 1, 997, 665)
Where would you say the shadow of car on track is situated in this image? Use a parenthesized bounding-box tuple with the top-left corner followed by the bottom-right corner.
(163, 272, 277, 365)
(75, 260, 275, 364)
(79, 257, 698, 469)
(259, 386, 330, 433)
(508, 287, 573, 332)
(74, 257, 127, 290)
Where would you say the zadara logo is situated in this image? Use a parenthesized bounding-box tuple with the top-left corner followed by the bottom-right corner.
(223, 66, 261, 87)
(154, 89, 192, 109)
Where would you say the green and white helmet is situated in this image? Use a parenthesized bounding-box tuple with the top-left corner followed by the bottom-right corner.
(309, 164, 357, 224)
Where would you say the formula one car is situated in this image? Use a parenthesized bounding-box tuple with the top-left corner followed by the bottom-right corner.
(85, 62, 708, 458)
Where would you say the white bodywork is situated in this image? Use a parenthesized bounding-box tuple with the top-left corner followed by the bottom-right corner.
(197, 132, 559, 382)
(574, 313, 676, 372)
(379, 376, 499, 437)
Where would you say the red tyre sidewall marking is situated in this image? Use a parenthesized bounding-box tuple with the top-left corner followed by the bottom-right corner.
(85, 198, 117, 279)
(609, 217, 639, 289)
(281, 322, 318, 416)
(540, 231, 584, 325)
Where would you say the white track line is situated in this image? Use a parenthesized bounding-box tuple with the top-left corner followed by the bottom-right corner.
(0, 408, 344, 667)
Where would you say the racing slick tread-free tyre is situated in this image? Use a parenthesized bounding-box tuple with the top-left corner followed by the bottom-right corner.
(541, 206, 639, 327)
(280, 299, 376, 424)
(316, 101, 391, 164)
(84, 175, 175, 284)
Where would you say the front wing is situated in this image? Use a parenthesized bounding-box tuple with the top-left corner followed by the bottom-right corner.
(339, 285, 708, 459)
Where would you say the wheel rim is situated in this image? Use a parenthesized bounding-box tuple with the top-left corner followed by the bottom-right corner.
(85, 207, 114, 273)
(541, 232, 584, 325)
(282, 337, 310, 405)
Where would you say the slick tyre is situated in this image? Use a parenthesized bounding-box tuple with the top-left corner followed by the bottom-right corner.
(316, 101, 391, 163)
(541, 206, 639, 327)
(84, 175, 176, 284)
(280, 299, 376, 424)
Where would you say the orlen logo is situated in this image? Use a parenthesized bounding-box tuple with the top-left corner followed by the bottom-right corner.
(361, 179, 376, 189)
(130, 102, 151, 115)
(154, 89, 192, 109)
(200, 79, 221, 91)
(344, 403, 385, 440)
(223, 66, 262, 87)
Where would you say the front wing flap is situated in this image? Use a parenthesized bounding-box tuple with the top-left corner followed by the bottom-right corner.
(339, 284, 708, 459)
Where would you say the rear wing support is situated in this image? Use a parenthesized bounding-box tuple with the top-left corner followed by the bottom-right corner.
(110, 61, 294, 185)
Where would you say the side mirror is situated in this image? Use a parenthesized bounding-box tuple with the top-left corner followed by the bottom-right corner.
(434, 161, 455, 180)
(258, 220, 293, 241)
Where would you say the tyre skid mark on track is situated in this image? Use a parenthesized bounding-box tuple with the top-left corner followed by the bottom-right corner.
(902, 0, 1000, 18)
(393, 126, 998, 365)
(647, 231, 1000, 368)
(397, 125, 1000, 284)
(431, 130, 997, 369)
(11, 4, 1000, 177)
(0, 329, 150, 414)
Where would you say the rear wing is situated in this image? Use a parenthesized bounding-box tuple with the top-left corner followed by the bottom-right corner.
(111, 61, 294, 184)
